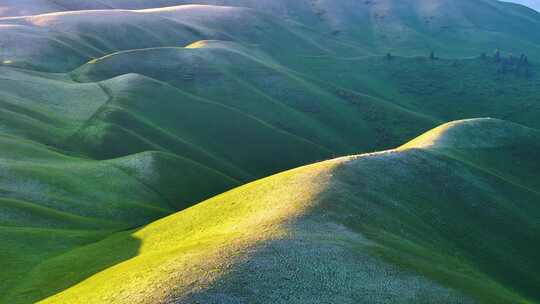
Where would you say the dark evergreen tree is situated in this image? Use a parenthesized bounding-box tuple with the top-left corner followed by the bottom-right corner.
(519, 54, 529, 66)
(494, 49, 501, 62)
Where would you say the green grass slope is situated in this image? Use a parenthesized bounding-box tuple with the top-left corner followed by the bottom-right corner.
(0, 5, 359, 72)
(1, 1, 540, 303)
(0, 133, 238, 302)
(0, 34, 438, 304)
(4, 0, 540, 74)
(10, 118, 536, 304)
(71, 42, 437, 155)
(66, 72, 332, 181)
(3, 0, 540, 63)
(2, 26, 539, 304)
(174, 0, 540, 59)
(297, 55, 540, 131)
(0, 66, 109, 146)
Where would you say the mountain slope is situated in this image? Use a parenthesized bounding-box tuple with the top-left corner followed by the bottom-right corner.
(9, 118, 537, 304)
(70, 42, 437, 156)
(67, 72, 333, 181)
(298, 55, 540, 130)
(2, 0, 540, 68)
(0, 134, 239, 300)
(1, 1, 540, 303)
(0, 4, 358, 72)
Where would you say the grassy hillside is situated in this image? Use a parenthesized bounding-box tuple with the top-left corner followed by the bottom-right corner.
(3, 0, 540, 69)
(0, 66, 109, 145)
(0, 134, 239, 301)
(67, 73, 332, 181)
(0, 5, 360, 72)
(1, 1, 540, 303)
(71, 42, 437, 155)
(5, 118, 534, 304)
(298, 55, 540, 130)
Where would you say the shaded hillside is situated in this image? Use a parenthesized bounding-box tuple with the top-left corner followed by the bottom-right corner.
(71, 42, 436, 156)
(66, 73, 332, 180)
(12, 118, 538, 304)
(0, 134, 238, 301)
(297, 55, 540, 130)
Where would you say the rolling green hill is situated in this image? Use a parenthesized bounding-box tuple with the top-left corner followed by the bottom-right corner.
(0, 5, 359, 72)
(1, 0, 540, 303)
(298, 55, 540, 130)
(0, 134, 238, 301)
(70, 42, 437, 156)
(5, 118, 536, 304)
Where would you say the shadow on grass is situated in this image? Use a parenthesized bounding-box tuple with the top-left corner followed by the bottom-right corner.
(176, 147, 540, 303)
(4, 229, 141, 304)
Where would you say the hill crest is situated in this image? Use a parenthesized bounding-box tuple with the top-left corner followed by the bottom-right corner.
(399, 118, 540, 150)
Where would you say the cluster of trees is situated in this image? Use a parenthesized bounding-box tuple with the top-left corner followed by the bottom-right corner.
(482, 49, 529, 65)
(482, 49, 532, 77)
(383, 50, 532, 77)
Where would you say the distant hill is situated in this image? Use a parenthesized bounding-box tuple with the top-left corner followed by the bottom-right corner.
(501, 0, 540, 11)
(3, 0, 540, 72)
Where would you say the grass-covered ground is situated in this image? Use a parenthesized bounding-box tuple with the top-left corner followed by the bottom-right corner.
(3, 0, 540, 62)
(300, 55, 540, 130)
(2, 38, 540, 304)
(17, 118, 537, 304)
(0, 134, 239, 301)
(1, 1, 540, 303)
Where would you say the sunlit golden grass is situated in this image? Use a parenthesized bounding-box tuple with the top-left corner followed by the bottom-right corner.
(185, 40, 213, 49)
(398, 120, 460, 150)
(1, 118, 535, 304)
(37, 118, 540, 304)
(398, 118, 534, 151)
(40, 159, 343, 304)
